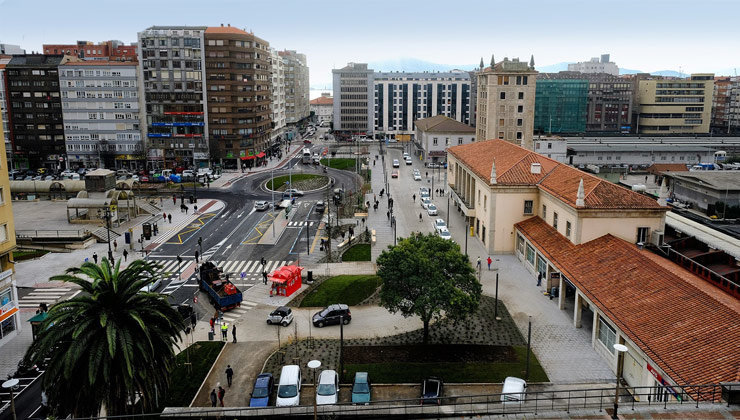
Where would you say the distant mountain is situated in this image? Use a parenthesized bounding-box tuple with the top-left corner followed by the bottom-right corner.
(536, 62, 572, 73)
(367, 58, 476, 73)
(619, 68, 642, 75)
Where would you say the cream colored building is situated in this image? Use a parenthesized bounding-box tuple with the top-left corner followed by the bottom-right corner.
(447, 139, 667, 254)
(635, 73, 714, 134)
(0, 120, 18, 347)
(476, 57, 537, 150)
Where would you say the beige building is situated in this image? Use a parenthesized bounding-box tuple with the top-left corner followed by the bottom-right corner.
(476, 57, 537, 149)
(635, 73, 714, 134)
(0, 120, 18, 347)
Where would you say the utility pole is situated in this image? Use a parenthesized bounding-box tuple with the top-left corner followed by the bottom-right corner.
(525, 316, 532, 380)
(103, 207, 114, 263)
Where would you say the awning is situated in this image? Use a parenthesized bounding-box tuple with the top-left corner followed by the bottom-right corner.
(240, 155, 256, 160)
(28, 312, 49, 323)
(256, 152, 266, 158)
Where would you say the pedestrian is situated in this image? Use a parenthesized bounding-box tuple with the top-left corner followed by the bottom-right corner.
(263, 270, 268, 285)
(122, 249, 128, 262)
(168, 214, 172, 223)
(476, 256, 481, 270)
(374, 194, 377, 202)
(426, 171, 428, 178)
(387, 210, 390, 219)
(185, 206, 189, 215)
(209, 317, 215, 333)
(195, 250, 200, 263)
(163, 212, 167, 221)
(419, 212, 423, 222)
(537, 272, 543, 287)
(218, 386, 225, 407)
(225, 365, 234, 387)
(487, 256, 492, 270)
(92, 252, 98, 264)
(221, 322, 228, 341)
(172, 194, 177, 205)
(194, 204, 198, 213)
(412, 194, 416, 202)
(232, 324, 237, 343)
(210, 389, 217, 407)
(261, 257, 266, 268)
(113, 240, 118, 252)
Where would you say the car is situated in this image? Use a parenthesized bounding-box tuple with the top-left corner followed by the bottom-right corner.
(267, 306, 294, 327)
(427, 204, 438, 216)
(438, 227, 452, 240)
(140, 175, 150, 183)
(420, 190, 430, 199)
(140, 278, 162, 293)
(391, 169, 399, 178)
(501, 377, 527, 403)
(419, 187, 429, 195)
(413, 173, 422, 181)
(255, 200, 270, 211)
(433, 218, 446, 232)
(312, 304, 351, 327)
(403, 152, 410, 159)
(351, 372, 371, 404)
(9, 170, 22, 180)
(181, 170, 195, 181)
(421, 377, 443, 405)
(316, 369, 339, 405)
(421, 197, 431, 209)
(392, 159, 400, 168)
(116, 169, 130, 178)
(249, 373, 274, 407)
(285, 188, 304, 196)
(315, 201, 326, 213)
(405, 157, 413, 165)
(276, 365, 302, 407)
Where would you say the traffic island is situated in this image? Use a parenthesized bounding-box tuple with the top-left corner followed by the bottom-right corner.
(264, 174, 329, 192)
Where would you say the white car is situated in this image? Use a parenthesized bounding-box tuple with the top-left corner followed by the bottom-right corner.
(392, 159, 400, 168)
(433, 218, 447, 232)
(421, 198, 431, 209)
(254, 201, 270, 211)
(285, 188, 304, 196)
(438, 227, 452, 240)
(413, 173, 422, 181)
(316, 370, 339, 405)
(140, 278, 162, 293)
(501, 377, 527, 403)
(420, 191, 430, 200)
(405, 157, 413, 165)
(427, 204, 438, 216)
(403, 152, 410, 159)
(276, 365, 302, 406)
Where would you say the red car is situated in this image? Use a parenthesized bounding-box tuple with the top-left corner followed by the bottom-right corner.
(140, 175, 150, 183)
(391, 169, 399, 178)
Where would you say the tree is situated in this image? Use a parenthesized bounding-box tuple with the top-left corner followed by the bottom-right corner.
(24, 259, 183, 418)
(377, 233, 482, 344)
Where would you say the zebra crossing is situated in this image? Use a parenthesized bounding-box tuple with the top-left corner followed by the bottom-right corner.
(286, 221, 315, 228)
(221, 300, 258, 323)
(18, 287, 74, 308)
(211, 259, 295, 279)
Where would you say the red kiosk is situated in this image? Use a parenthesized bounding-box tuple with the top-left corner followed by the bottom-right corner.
(269, 265, 303, 297)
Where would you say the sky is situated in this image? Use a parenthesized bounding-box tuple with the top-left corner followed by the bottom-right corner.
(1, 0, 738, 91)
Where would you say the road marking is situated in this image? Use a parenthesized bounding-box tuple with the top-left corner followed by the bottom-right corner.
(165, 212, 216, 244)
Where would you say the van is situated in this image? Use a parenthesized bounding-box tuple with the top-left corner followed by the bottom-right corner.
(501, 377, 526, 403)
(276, 365, 302, 406)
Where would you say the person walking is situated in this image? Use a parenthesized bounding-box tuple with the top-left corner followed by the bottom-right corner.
(209, 317, 215, 334)
(92, 252, 98, 264)
(122, 249, 128, 262)
(231, 324, 237, 343)
(194, 204, 198, 213)
(172, 194, 177, 205)
(537, 272, 543, 287)
(412, 193, 416, 202)
(419, 212, 423, 222)
(225, 365, 234, 387)
(209, 389, 217, 407)
(387, 210, 390, 219)
(217, 386, 225, 407)
(195, 250, 200, 263)
(221, 322, 228, 341)
(113, 240, 118, 252)
(261, 257, 266, 269)
(168, 214, 172, 223)
(476, 256, 481, 270)
(184, 206, 189, 215)
(163, 212, 167, 221)
(487, 256, 492, 271)
(262, 270, 268, 285)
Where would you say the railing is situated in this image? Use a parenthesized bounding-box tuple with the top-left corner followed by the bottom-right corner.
(666, 246, 740, 298)
(16, 229, 91, 240)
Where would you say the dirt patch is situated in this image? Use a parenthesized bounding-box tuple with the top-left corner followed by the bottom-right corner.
(345, 344, 518, 364)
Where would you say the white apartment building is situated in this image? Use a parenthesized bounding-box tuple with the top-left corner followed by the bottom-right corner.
(280, 50, 310, 125)
(567, 54, 619, 76)
(533, 135, 568, 162)
(310, 93, 332, 124)
(333, 62, 374, 136)
(414, 115, 475, 164)
(0, 57, 12, 167)
(60, 62, 143, 170)
(270, 48, 286, 142)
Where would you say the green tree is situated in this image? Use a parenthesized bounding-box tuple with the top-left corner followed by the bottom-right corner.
(377, 233, 482, 344)
(24, 259, 183, 417)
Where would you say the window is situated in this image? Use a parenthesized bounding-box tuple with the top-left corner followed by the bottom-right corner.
(517, 105, 523, 113)
(500, 92, 506, 100)
(542, 204, 547, 218)
(553, 212, 558, 230)
(536, 254, 547, 277)
(517, 234, 525, 255)
(518, 92, 524, 100)
(637, 227, 649, 244)
(0, 224, 7, 242)
(433, 137, 438, 145)
(517, 118, 523, 126)
(566, 221, 571, 238)
(598, 316, 617, 353)
(523, 200, 533, 215)
(458, 137, 463, 145)
(516, 132, 522, 140)
(526, 244, 535, 265)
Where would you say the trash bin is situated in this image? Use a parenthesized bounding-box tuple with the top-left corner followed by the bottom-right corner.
(307, 271, 313, 283)
(124, 231, 131, 244)
(208, 331, 214, 341)
(142, 223, 152, 240)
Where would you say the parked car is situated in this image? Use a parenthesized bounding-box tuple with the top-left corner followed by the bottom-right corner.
(316, 370, 339, 405)
(421, 197, 431, 209)
(249, 373, 274, 407)
(405, 157, 413, 165)
(181, 170, 195, 181)
(438, 227, 452, 240)
(276, 365, 302, 406)
(116, 169, 130, 178)
(255, 201, 271, 211)
(433, 218, 447, 232)
(403, 152, 410, 159)
(312, 304, 351, 327)
(421, 377, 443, 405)
(391, 169, 399, 178)
(392, 159, 400, 168)
(427, 204, 438, 216)
(413, 173, 422, 181)
(266, 306, 293, 327)
(501, 377, 527, 404)
(140, 175, 150, 183)
(285, 188, 304, 196)
(351, 372, 371, 404)
(315, 201, 326, 213)
(140, 278, 162, 293)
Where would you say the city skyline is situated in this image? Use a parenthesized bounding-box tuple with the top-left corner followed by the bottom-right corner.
(1, 0, 738, 89)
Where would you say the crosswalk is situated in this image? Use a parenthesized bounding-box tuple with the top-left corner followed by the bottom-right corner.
(18, 287, 74, 308)
(212, 259, 294, 278)
(222, 300, 259, 323)
(286, 221, 315, 227)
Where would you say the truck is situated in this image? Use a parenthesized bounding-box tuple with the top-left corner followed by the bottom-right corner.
(198, 261, 243, 311)
(302, 148, 312, 164)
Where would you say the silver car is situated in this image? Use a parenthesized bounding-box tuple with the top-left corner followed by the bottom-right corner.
(267, 306, 294, 327)
(255, 201, 270, 211)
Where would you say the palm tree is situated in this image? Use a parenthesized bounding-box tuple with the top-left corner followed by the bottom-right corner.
(24, 258, 184, 417)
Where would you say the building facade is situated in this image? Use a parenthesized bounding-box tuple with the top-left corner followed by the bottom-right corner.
(332, 62, 374, 137)
(309, 93, 332, 124)
(0, 44, 25, 55)
(280, 50, 309, 125)
(567, 54, 619, 76)
(414, 115, 475, 164)
(634, 73, 714, 134)
(137, 26, 209, 169)
(43, 40, 138, 62)
(0, 56, 12, 168)
(711, 76, 740, 134)
(476, 57, 537, 149)
(6, 54, 70, 170)
(270, 48, 286, 142)
(204, 25, 272, 167)
(533, 136, 567, 162)
(0, 122, 18, 348)
(534, 76, 588, 134)
(60, 61, 142, 170)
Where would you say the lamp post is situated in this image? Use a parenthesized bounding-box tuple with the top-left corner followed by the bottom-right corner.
(2, 378, 19, 420)
(307, 360, 321, 420)
(465, 217, 469, 257)
(102, 207, 114, 263)
(612, 344, 628, 419)
(525, 316, 532, 380)
(271, 169, 276, 237)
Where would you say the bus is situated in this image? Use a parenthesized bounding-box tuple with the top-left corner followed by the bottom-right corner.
(302, 148, 312, 164)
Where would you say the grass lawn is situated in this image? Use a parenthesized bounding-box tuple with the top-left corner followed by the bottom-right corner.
(320, 158, 357, 171)
(299, 274, 381, 307)
(344, 347, 548, 383)
(342, 244, 371, 261)
(12, 249, 49, 261)
(267, 173, 322, 189)
(162, 341, 225, 408)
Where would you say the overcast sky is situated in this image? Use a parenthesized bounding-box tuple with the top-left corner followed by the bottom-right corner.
(1, 0, 737, 89)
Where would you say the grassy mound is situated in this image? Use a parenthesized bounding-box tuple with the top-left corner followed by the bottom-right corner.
(299, 275, 381, 307)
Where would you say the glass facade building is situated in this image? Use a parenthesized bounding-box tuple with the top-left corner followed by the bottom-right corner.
(534, 79, 588, 134)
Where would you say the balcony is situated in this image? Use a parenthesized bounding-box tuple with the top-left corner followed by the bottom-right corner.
(450, 185, 475, 217)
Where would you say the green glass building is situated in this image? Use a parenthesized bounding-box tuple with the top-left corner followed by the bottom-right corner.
(534, 78, 588, 134)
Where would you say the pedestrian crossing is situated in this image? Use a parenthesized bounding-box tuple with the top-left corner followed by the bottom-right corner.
(221, 300, 258, 323)
(211, 259, 295, 278)
(286, 221, 315, 227)
(18, 287, 74, 308)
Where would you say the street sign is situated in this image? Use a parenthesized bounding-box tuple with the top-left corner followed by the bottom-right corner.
(193, 296, 198, 304)
(241, 272, 246, 278)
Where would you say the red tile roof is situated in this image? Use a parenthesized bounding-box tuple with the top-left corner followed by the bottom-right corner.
(310, 96, 333, 105)
(415, 115, 475, 133)
(205, 26, 250, 35)
(516, 216, 740, 386)
(448, 139, 663, 210)
(646, 163, 689, 175)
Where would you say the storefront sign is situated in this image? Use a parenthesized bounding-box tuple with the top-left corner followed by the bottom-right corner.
(0, 304, 17, 323)
(647, 363, 681, 401)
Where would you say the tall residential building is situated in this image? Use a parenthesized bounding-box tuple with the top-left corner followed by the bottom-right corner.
(711, 76, 740, 134)
(204, 25, 272, 166)
(6, 54, 72, 170)
(59, 61, 142, 170)
(280, 50, 310, 125)
(534, 75, 588, 134)
(0, 44, 25, 55)
(332, 62, 374, 137)
(0, 56, 12, 167)
(567, 54, 619, 76)
(634, 73, 714, 134)
(43, 40, 138, 62)
(0, 119, 19, 348)
(270, 48, 286, 142)
(374, 70, 471, 137)
(137, 26, 209, 169)
(309, 93, 333, 125)
(476, 57, 537, 149)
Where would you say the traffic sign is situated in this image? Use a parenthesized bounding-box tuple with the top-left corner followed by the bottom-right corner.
(241, 272, 246, 278)
(193, 295, 198, 304)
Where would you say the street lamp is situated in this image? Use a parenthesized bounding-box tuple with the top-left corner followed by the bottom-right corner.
(100, 207, 114, 263)
(2, 378, 19, 420)
(307, 360, 321, 420)
(612, 343, 628, 419)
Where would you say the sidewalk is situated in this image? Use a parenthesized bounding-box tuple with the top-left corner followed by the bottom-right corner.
(209, 143, 304, 189)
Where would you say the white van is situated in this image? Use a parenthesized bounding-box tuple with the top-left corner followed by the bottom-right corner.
(501, 377, 526, 403)
(276, 365, 302, 406)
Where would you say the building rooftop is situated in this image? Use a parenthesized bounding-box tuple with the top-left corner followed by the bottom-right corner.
(516, 216, 740, 387)
(414, 115, 475, 134)
(375, 70, 471, 80)
(61, 61, 137, 67)
(666, 171, 740, 191)
(309, 96, 333, 105)
(205, 25, 250, 35)
(646, 163, 689, 174)
(7, 54, 69, 67)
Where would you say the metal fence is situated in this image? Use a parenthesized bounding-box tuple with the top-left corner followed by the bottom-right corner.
(16, 229, 91, 240)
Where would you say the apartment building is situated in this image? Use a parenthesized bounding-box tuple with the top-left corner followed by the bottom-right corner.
(476, 57, 537, 149)
(270, 48, 286, 142)
(0, 56, 12, 168)
(43, 40, 138, 62)
(0, 121, 18, 348)
(204, 25, 272, 166)
(332, 62, 374, 137)
(280, 50, 310, 125)
(0, 44, 24, 55)
(414, 114, 475, 164)
(6, 54, 72, 170)
(634, 73, 714, 134)
(59, 61, 142, 170)
(567, 54, 619, 76)
(309, 93, 332, 125)
(711, 76, 740, 134)
(137, 26, 209, 169)
(534, 76, 588, 134)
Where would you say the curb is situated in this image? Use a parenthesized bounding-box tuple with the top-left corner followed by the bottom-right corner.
(188, 341, 228, 408)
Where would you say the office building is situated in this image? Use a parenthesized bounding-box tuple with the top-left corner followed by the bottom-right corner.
(332, 62, 374, 137)
(59, 61, 142, 170)
(634, 73, 714, 134)
(137, 26, 209, 169)
(0, 44, 25, 55)
(204, 25, 272, 166)
(476, 57, 537, 149)
(270, 48, 286, 142)
(6, 54, 73, 170)
(414, 114, 475, 164)
(567, 54, 619, 76)
(43, 40, 137, 62)
(711, 76, 740, 134)
(534, 76, 588, 134)
(0, 56, 12, 167)
(533, 135, 567, 162)
(309, 93, 332, 125)
(0, 120, 18, 348)
(280, 50, 310, 125)
(374, 70, 471, 138)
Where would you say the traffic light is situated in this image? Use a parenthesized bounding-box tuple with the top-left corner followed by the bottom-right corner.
(198, 237, 203, 247)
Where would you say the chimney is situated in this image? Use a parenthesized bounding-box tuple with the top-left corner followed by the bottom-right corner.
(227, 23, 231, 27)
(221, 23, 224, 27)
(530, 163, 542, 174)
(576, 178, 585, 207)
(490, 160, 497, 184)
